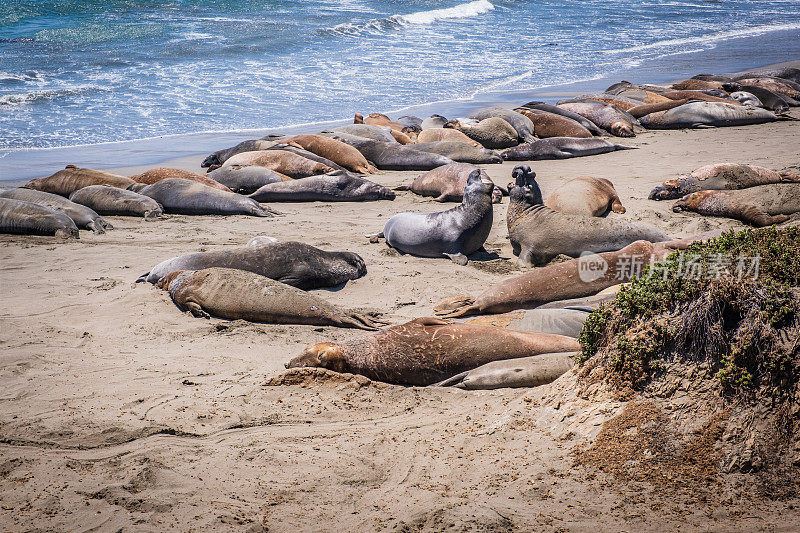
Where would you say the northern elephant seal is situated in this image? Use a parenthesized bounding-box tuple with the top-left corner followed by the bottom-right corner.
(468, 107, 536, 143)
(627, 98, 692, 119)
(507, 166, 668, 266)
(0, 188, 111, 233)
(24, 165, 136, 197)
(565, 93, 641, 111)
(157, 268, 385, 330)
(285, 317, 580, 386)
(729, 92, 763, 107)
(248, 171, 395, 202)
(672, 184, 800, 226)
(137, 240, 367, 289)
(395, 163, 503, 203)
(0, 197, 80, 238)
(69, 185, 163, 219)
(416, 128, 483, 147)
(444, 117, 518, 149)
(222, 150, 333, 178)
(134, 178, 280, 216)
(720, 83, 794, 113)
(397, 116, 423, 129)
(671, 79, 724, 91)
(130, 168, 232, 191)
(545, 176, 625, 217)
(328, 133, 454, 171)
(520, 102, 605, 135)
(284, 134, 378, 174)
(649, 163, 800, 200)
(557, 101, 638, 137)
(331, 124, 397, 143)
(731, 77, 800, 100)
(515, 108, 593, 138)
(639, 101, 778, 129)
(661, 90, 740, 105)
(407, 141, 502, 164)
(435, 352, 576, 390)
(421, 114, 448, 129)
(733, 67, 800, 85)
(201, 139, 279, 167)
(375, 170, 493, 264)
(501, 137, 635, 161)
(208, 164, 290, 194)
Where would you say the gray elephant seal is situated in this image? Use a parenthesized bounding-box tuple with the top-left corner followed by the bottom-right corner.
(134, 178, 280, 216)
(557, 101, 638, 137)
(208, 164, 290, 194)
(672, 184, 800, 227)
(408, 141, 502, 164)
(729, 91, 763, 107)
(444, 117, 518, 149)
(137, 240, 367, 289)
(24, 165, 136, 197)
(507, 165, 669, 266)
(0, 188, 112, 233)
(521, 101, 606, 135)
(395, 163, 503, 203)
(507, 309, 590, 338)
(0, 197, 80, 239)
(329, 133, 454, 171)
(545, 176, 626, 217)
(501, 137, 635, 161)
(157, 268, 385, 330)
(375, 170, 493, 265)
(397, 116, 423, 129)
(468, 107, 536, 143)
(649, 163, 800, 200)
(733, 67, 800, 84)
(69, 185, 163, 219)
(286, 317, 580, 386)
(639, 101, 778, 129)
(249, 171, 395, 202)
(331, 124, 397, 143)
(421, 114, 449, 129)
(435, 352, 576, 390)
(720, 83, 794, 113)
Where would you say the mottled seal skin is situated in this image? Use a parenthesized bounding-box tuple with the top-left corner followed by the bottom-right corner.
(0, 197, 80, 239)
(248, 171, 395, 202)
(672, 184, 800, 227)
(515, 108, 592, 138)
(24, 165, 136, 197)
(649, 163, 800, 200)
(377, 171, 493, 265)
(729, 91, 763, 108)
(520, 101, 606, 135)
(416, 128, 483, 147)
(0, 188, 112, 234)
(421, 114, 448, 129)
(135, 178, 280, 217)
(157, 268, 385, 330)
(284, 134, 378, 174)
(285, 317, 580, 386)
(130, 168, 232, 191)
(468, 107, 536, 143)
(639, 101, 778, 129)
(137, 240, 367, 289)
(201, 139, 279, 168)
(444, 117, 518, 149)
(222, 150, 334, 179)
(329, 133, 454, 171)
(628, 98, 692, 119)
(557, 101, 638, 137)
(501, 137, 636, 161)
(720, 83, 794, 113)
(69, 185, 163, 219)
(408, 141, 502, 164)
(331, 124, 397, 143)
(208, 164, 291, 194)
(435, 352, 576, 390)
(545, 176, 625, 217)
(506, 166, 668, 266)
(732, 77, 800, 100)
(395, 163, 503, 203)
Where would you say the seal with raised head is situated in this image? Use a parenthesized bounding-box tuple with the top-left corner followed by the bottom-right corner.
(69, 185, 163, 219)
(285, 317, 580, 386)
(407, 141, 502, 164)
(507, 165, 669, 266)
(416, 128, 483, 147)
(248, 171, 395, 202)
(157, 268, 386, 330)
(672, 183, 800, 227)
(444, 117, 518, 149)
(557, 101, 638, 137)
(395, 163, 503, 203)
(24, 165, 136, 197)
(222, 150, 334, 178)
(639, 101, 778, 129)
(130, 168, 232, 191)
(201, 139, 279, 167)
(137, 240, 367, 288)
(545, 176, 625, 217)
(373, 170, 493, 265)
(0, 197, 80, 238)
(501, 137, 636, 161)
(468, 107, 536, 143)
(514, 108, 592, 138)
(435, 352, 576, 390)
(0, 187, 112, 233)
(649, 163, 800, 200)
(283, 134, 378, 174)
(520, 101, 605, 135)
(328, 133, 454, 171)
(131, 178, 280, 217)
(208, 164, 290, 194)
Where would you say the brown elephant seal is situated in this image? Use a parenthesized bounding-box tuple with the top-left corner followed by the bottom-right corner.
(557, 101, 638, 137)
(332, 124, 397, 143)
(662, 90, 739, 104)
(671, 79, 724, 91)
(732, 77, 800, 100)
(444, 117, 518, 149)
(639, 101, 778, 129)
(416, 128, 483, 147)
(505, 309, 589, 338)
(354, 113, 415, 143)
(208, 164, 290, 194)
(130, 168, 232, 191)
(24, 165, 136, 197)
(138, 240, 367, 289)
(627, 98, 692, 119)
(248, 171, 395, 202)
(468, 107, 536, 143)
(649, 163, 800, 200)
(0, 197, 80, 239)
(545, 176, 625, 216)
(133, 178, 280, 216)
(435, 352, 576, 390)
(328, 132, 454, 171)
(507, 165, 669, 266)
(672, 184, 800, 226)
(285, 317, 580, 386)
(407, 141, 502, 164)
(69, 185, 163, 219)
(157, 268, 385, 330)
(0, 188, 112, 233)
(201, 139, 279, 167)
(222, 150, 334, 178)
(501, 137, 635, 161)
(520, 101, 606, 135)
(566, 93, 641, 111)
(283, 134, 378, 174)
(395, 163, 503, 203)
(515, 108, 592, 138)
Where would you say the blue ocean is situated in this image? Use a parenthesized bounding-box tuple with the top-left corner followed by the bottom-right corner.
(1, 0, 799, 179)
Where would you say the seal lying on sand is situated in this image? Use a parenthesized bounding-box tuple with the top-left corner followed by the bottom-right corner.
(421, 115, 449, 129)
(0, 197, 80, 238)
(284, 134, 378, 174)
(434, 352, 576, 390)
(639, 102, 778, 129)
(520, 102, 606, 135)
(733, 67, 800, 85)
(416, 128, 482, 147)
(138, 240, 367, 289)
(557, 101, 638, 137)
(627, 98, 692, 119)
(332, 124, 397, 143)
(649, 163, 800, 200)
(328, 133, 454, 171)
(373, 170, 493, 265)
(285, 317, 580, 386)
(133, 178, 280, 217)
(468, 107, 536, 143)
(24, 165, 136, 197)
(208, 165, 290, 194)
(721, 83, 795, 113)
(395, 163, 503, 203)
(249, 171, 395, 202)
(515, 108, 593, 138)
(0, 188, 112, 233)
(672, 183, 800, 227)
(222, 150, 334, 178)
(507, 165, 668, 266)
(729, 92, 763, 107)
(201, 139, 279, 167)
(158, 268, 385, 330)
(130, 168, 232, 191)
(407, 141, 502, 164)
(69, 185, 163, 219)
(501, 137, 635, 161)
(545, 176, 625, 217)
(444, 117, 518, 149)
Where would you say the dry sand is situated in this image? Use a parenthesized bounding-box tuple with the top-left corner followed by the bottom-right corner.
(1, 110, 799, 531)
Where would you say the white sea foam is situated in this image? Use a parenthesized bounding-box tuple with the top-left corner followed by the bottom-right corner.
(0, 87, 96, 107)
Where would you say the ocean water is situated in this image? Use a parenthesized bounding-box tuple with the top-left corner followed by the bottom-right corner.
(1, 0, 799, 179)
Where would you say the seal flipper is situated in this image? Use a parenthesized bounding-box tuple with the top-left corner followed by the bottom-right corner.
(183, 301, 211, 319)
(413, 317, 451, 326)
(393, 184, 411, 191)
(433, 371, 469, 388)
(87, 221, 106, 234)
(444, 252, 468, 265)
(367, 231, 384, 243)
(610, 198, 626, 214)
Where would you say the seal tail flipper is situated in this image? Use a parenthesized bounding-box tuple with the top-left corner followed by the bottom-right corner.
(613, 144, 638, 150)
(611, 198, 626, 214)
(183, 301, 211, 319)
(433, 296, 479, 318)
(393, 184, 411, 191)
(100, 219, 114, 231)
(779, 170, 800, 181)
(747, 211, 790, 227)
(433, 371, 469, 388)
(87, 221, 105, 235)
(135, 272, 150, 283)
(444, 252, 468, 265)
(340, 313, 389, 330)
(434, 193, 450, 203)
(366, 231, 384, 243)
(144, 209, 161, 220)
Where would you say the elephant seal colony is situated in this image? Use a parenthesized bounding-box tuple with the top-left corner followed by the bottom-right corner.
(672, 184, 800, 226)
(0, 187, 112, 233)
(69, 185, 164, 219)
(0, 197, 80, 239)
